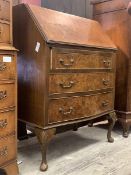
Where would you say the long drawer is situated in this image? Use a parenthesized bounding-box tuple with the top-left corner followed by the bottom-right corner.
(0, 54, 16, 79)
(51, 48, 115, 70)
(0, 0, 10, 21)
(0, 110, 15, 138)
(48, 92, 113, 124)
(49, 72, 114, 95)
(0, 82, 15, 109)
(0, 134, 16, 165)
(0, 22, 10, 44)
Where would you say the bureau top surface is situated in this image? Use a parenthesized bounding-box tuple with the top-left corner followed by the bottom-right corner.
(15, 4, 116, 50)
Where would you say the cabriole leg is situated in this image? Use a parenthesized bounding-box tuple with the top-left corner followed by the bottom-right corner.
(121, 122, 130, 138)
(35, 127, 56, 171)
(107, 112, 117, 143)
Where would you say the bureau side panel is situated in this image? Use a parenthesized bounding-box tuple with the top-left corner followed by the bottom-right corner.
(13, 5, 49, 127)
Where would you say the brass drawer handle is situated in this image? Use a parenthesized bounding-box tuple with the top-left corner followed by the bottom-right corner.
(103, 60, 111, 67)
(103, 79, 110, 86)
(59, 81, 75, 89)
(0, 62, 6, 71)
(59, 58, 74, 67)
(0, 119, 7, 128)
(0, 146, 8, 157)
(59, 107, 73, 116)
(0, 90, 7, 100)
(102, 101, 109, 107)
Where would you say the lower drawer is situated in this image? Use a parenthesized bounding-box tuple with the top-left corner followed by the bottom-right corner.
(0, 110, 15, 138)
(48, 92, 114, 124)
(0, 135, 16, 165)
(0, 54, 16, 80)
(0, 82, 15, 109)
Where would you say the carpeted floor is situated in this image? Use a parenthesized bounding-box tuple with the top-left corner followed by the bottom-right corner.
(18, 124, 131, 175)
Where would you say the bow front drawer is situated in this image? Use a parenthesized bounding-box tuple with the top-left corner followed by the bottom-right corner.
(49, 72, 114, 95)
(0, 110, 15, 138)
(0, 82, 15, 109)
(51, 48, 115, 70)
(0, 22, 10, 44)
(0, 0, 10, 21)
(48, 92, 113, 124)
(0, 54, 16, 79)
(0, 134, 16, 165)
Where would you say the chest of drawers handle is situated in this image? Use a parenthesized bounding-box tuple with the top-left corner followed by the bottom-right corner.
(0, 90, 7, 100)
(59, 81, 75, 89)
(59, 58, 74, 67)
(102, 101, 109, 107)
(59, 106, 73, 116)
(0, 119, 7, 128)
(0, 62, 6, 71)
(103, 60, 111, 68)
(103, 79, 110, 86)
(0, 146, 8, 157)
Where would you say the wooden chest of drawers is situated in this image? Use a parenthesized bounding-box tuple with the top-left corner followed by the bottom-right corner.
(91, 0, 131, 137)
(0, 0, 18, 174)
(0, 48, 18, 175)
(13, 4, 117, 172)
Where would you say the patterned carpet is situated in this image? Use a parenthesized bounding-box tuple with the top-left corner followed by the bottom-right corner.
(18, 124, 131, 175)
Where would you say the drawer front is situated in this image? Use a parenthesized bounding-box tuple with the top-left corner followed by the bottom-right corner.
(0, 135, 16, 165)
(0, 23, 10, 43)
(0, 0, 10, 21)
(0, 110, 15, 137)
(0, 83, 15, 109)
(48, 92, 113, 124)
(0, 54, 16, 79)
(51, 49, 114, 70)
(49, 73, 114, 94)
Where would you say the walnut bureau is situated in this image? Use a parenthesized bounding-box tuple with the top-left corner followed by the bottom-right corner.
(91, 0, 131, 137)
(0, 0, 18, 175)
(13, 4, 117, 172)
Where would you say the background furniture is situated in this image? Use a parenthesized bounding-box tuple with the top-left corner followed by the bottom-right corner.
(0, 0, 18, 174)
(13, 4, 117, 172)
(91, 0, 131, 137)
